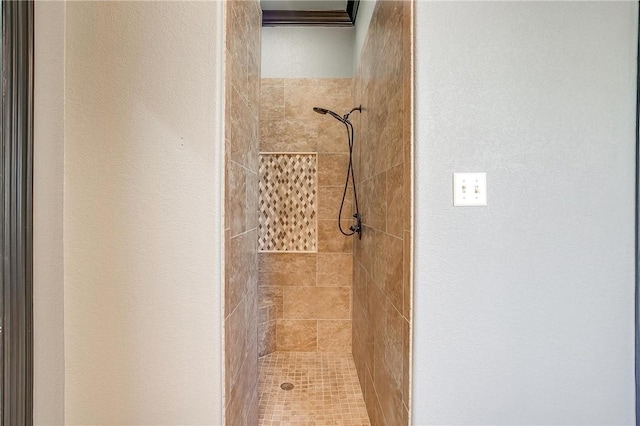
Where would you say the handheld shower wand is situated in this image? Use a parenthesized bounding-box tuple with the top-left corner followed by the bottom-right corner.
(313, 105, 363, 239)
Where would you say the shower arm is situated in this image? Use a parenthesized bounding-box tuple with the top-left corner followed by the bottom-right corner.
(343, 106, 362, 123)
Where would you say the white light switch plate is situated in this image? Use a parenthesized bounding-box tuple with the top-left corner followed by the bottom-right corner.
(453, 172, 487, 206)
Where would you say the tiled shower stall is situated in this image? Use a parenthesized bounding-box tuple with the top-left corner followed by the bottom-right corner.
(258, 78, 356, 356)
(224, 1, 412, 424)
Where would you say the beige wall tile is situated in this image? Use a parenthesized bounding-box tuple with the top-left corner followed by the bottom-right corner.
(353, 262, 367, 313)
(259, 252, 317, 287)
(262, 78, 284, 87)
(317, 186, 353, 221)
(259, 304, 276, 324)
(381, 90, 403, 171)
(364, 370, 385, 426)
(229, 86, 251, 168)
(284, 84, 354, 121)
(228, 163, 259, 236)
(380, 299, 403, 390)
(246, 386, 259, 426)
(248, 230, 259, 291)
(276, 319, 317, 352)
(402, 1, 412, 235)
(284, 286, 350, 320)
(318, 220, 353, 253)
(360, 178, 373, 231)
(225, 295, 247, 398)
(316, 119, 350, 153)
(248, 118, 260, 172)
(225, 329, 257, 424)
(258, 305, 268, 324)
(318, 320, 352, 352)
(369, 172, 387, 231)
(386, 163, 404, 238)
(244, 285, 258, 362)
(318, 153, 349, 186)
(372, 296, 404, 425)
(403, 230, 411, 319)
(258, 320, 276, 357)
(225, 377, 244, 425)
(353, 293, 373, 377)
(359, 117, 375, 179)
(402, 317, 410, 408)
(286, 78, 352, 89)
(225, 232, 253, 316)
(373, 312, 403, 424)
(226, 50, 247, 106)
(246, 169, 259, 231)
(356, 224, 374, 277)
(382, 233, 403, 312)
(374, 358, 404, 426)
(259, 285, 283, 319)
(226, 160, 247, 237)
(247, 49, 261, 117)
(260, 84, 284, 121)
(352, 300, 369, 391)
(366, 228, 384, 286)
(224, 62, 232, 144)
(317, 253, 352, 286)
(368, 282, 385, 379)
(403, 127, 411, 232)
(259, 119, 318, 152)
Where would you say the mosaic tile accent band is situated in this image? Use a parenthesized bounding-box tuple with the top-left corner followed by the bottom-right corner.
(259, 154, 317, 252)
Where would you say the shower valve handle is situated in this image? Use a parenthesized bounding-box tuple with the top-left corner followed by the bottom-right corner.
(350, 214, 362, 239)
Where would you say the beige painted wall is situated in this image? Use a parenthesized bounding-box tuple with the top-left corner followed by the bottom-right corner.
(34, 2, 66, 424)
(64, 2, 224, 423)
(261, 27, 354, 78)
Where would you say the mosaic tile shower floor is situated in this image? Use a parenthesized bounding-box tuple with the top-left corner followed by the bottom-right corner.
(258, 352, 371, 426)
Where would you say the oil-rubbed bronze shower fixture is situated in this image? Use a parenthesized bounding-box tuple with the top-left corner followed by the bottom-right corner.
(313, 106, 362, 239)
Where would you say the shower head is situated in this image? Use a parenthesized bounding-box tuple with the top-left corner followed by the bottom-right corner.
(313, 106, 362, 124)
(313, 107, 345, 123)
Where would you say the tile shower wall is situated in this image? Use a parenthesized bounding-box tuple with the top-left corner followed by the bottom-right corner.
(352, 1, 413, 425)
(224, 0, 261, 424)
(258, 78, 355, 356)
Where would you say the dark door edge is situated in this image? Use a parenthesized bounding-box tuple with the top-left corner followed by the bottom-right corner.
(1, 1, 34, 424)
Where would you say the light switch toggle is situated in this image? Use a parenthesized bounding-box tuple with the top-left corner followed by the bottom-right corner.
(453, 172, 487, 206)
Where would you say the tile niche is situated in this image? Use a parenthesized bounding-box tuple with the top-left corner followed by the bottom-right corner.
(258, 153, 317, 252)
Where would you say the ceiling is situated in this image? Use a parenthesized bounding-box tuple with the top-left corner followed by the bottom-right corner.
(261, 0, 359, 27)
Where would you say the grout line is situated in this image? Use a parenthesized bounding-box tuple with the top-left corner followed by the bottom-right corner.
(229, 226, 258, 239)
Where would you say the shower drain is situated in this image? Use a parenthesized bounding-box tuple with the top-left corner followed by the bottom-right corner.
(280, 382, 294, 391)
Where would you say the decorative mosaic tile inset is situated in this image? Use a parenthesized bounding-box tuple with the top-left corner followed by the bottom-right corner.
(259, 352, 370, 425)
(259, 154, 317, 252)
